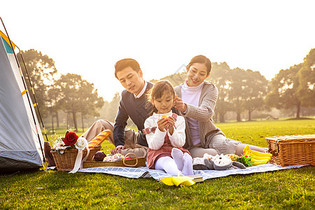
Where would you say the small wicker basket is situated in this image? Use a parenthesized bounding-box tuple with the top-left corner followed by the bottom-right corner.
(83, 153, 146, 168)
(51, 146, 101, 171)
(266, 135, 315, 166)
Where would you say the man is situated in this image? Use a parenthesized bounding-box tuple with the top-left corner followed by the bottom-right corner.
(81, 58, 153, 156)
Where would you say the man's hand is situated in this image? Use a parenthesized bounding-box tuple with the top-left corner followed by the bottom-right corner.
(111, 145, 125, 154)
(174, 97, 187, 112)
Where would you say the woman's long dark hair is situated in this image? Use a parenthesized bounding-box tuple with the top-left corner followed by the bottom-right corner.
(187, 55, 212, 75)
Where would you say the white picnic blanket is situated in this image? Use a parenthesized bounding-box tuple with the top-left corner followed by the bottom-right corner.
(78, 164, 307, 181)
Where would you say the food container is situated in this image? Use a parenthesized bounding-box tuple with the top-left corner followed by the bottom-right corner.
(266, 135, 315, 166)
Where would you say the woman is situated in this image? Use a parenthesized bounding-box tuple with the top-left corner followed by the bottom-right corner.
(174, 55, 266, 158)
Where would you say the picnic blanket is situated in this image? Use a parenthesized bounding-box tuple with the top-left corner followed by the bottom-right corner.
(78, 164, 307, 181)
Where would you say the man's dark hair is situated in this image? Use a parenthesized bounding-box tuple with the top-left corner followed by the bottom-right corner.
(115, 58, 141, 79)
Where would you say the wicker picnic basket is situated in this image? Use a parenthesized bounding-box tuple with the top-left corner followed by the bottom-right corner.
(266, 135, 315, 167)
(51, 146, 101, 171)
(83, 153, 146, 168)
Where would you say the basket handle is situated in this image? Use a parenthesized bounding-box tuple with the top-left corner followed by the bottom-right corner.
(267, 140, 279, 156)
(123, 153, 138, 167)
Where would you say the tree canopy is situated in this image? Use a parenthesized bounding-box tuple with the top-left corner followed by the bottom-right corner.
(18, 50, 104, 131)
(54, 73, 104, 131)
(18, 49, 57, 118)
(297, 48, 315, 107)
(266, 48, 315, 119)
(17, 47, 315, 130)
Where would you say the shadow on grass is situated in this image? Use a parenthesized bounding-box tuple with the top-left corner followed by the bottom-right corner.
(285, 117, 315, 120)
(0, 168, 40, 176)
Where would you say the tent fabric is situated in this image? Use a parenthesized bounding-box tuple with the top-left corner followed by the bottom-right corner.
(0, 155, 42, 172)
(0, 30, 16, 52)
(6, 43, 44, 159)
(0, 33, 44, 172)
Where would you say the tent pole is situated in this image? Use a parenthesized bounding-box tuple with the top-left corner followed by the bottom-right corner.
(18, 52, 50, 141)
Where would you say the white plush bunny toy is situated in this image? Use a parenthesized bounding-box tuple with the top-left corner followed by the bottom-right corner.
(193, 154, 246, 170)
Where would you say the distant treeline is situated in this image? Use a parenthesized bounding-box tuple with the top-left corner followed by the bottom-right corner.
(18, 49, 315, 132)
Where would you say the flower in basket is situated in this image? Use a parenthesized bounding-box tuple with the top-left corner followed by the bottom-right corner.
(53, 137, 67, 151)
(75, 137, 88, 150)
(70, 137, 89, 174)
(64, 132, 79, 146)
(53, 132, 79, 154)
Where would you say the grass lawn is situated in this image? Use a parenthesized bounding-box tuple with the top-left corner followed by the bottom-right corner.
(1, 119, 314, 209)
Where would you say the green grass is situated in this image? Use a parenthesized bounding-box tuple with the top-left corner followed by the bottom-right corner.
(217, 119, 315, 148)
(1, 119, 314, 209)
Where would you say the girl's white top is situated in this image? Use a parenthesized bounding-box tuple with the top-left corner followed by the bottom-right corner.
(144, 111, 186, 150)
(181, 81, 204, 145)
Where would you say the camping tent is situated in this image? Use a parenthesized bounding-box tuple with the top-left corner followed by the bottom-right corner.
(0, 30, 45, 172)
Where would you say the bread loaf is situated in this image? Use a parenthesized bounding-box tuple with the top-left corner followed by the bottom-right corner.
(88, 130, 111, 149)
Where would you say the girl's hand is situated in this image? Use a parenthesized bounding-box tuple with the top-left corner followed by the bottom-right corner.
(166, 116, 175, 135)
(157, 118, 169, 132)
(174, 97, 187, 112)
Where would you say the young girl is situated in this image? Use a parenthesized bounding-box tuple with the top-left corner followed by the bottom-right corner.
(143, 80, 194, 176)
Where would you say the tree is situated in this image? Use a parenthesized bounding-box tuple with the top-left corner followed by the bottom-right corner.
(297, 48, 315, 108)
(47, 86, 61, 131)
(55, 73, 104, 131)
(266, 64, 303, 119)
(18, 49, 57, 118)
(209, 62, 232, 122)
(78, 81, 104, 131)
(229, 68, 247, 122)
(242, 70, 269, 121)
(105, 92, 121, 122)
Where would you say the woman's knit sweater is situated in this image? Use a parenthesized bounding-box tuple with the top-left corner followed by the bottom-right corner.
(174, 81, 224, 149)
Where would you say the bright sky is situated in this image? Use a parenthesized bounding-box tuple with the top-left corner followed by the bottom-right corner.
(1, 0, 314, 101)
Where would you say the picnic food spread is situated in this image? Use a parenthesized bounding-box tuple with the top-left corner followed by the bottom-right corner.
(83, 152, 146, 168)
(243, 146, 272, 166)
(51, 129, 276, 174)
(103, 153, 124, 162)
(193, 147, 273, 170)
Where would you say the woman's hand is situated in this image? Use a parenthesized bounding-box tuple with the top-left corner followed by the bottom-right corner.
(174, 97, 187, 112)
